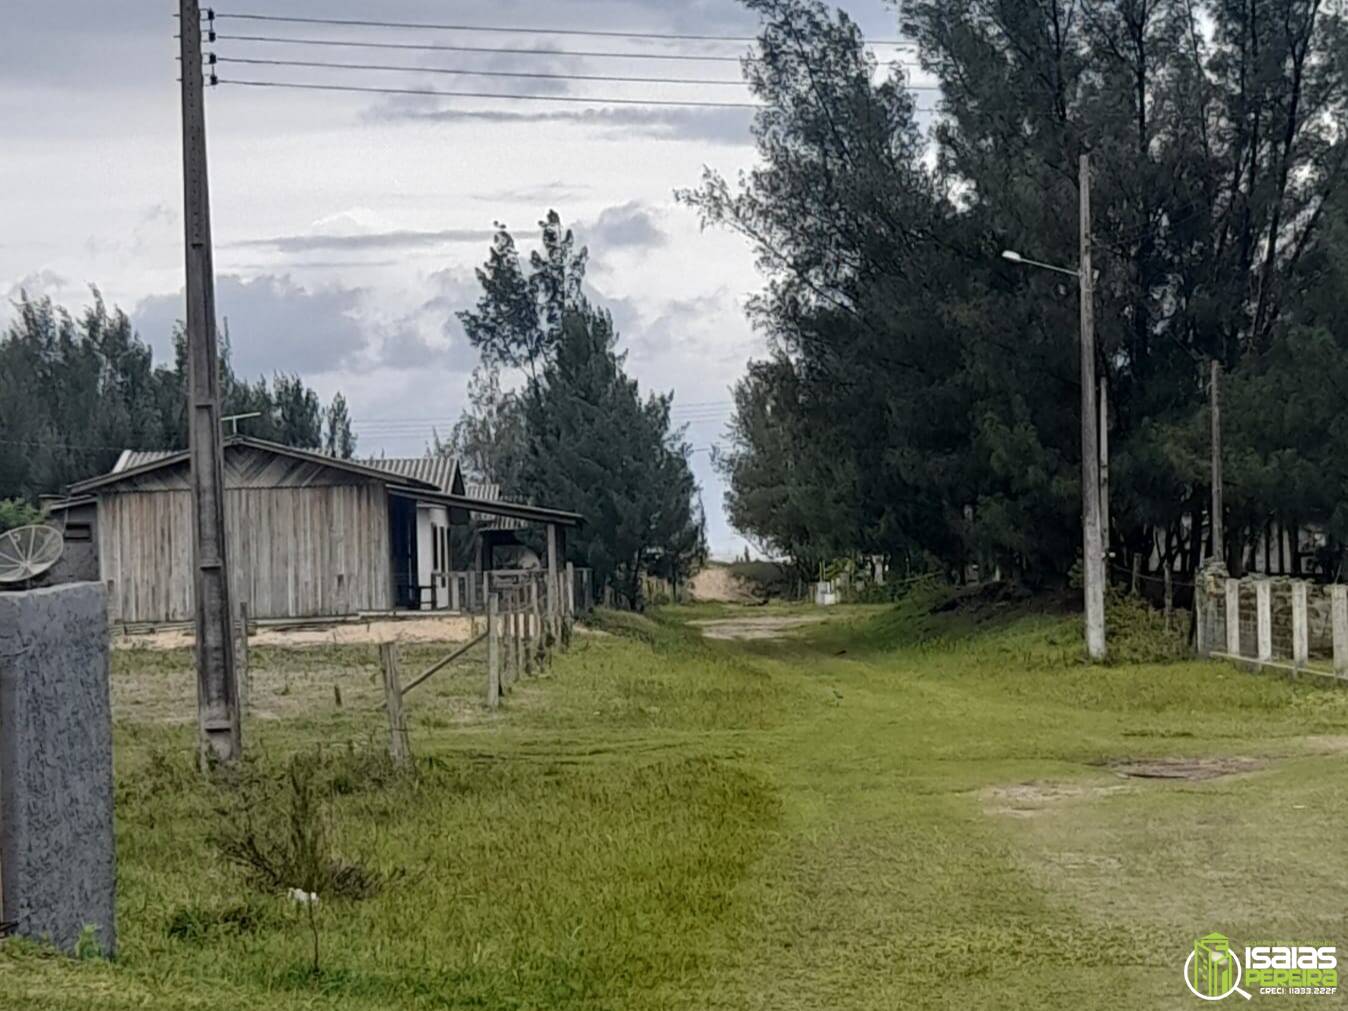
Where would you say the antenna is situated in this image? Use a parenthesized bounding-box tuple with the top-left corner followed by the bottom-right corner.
(223, 411, 262, 435)
(0, 525, 65, 586)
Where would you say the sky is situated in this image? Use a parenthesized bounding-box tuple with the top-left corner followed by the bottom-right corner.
(0, 0, 911, 559)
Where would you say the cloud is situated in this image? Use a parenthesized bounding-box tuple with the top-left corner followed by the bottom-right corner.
(581, 202, 668, 250)
(382, 104, 757, 145)
(472, 182, 592, 204)
(371, 268, 482, 373)
(227, 228, 498, 254)
(132, 274, 370, 377)
(4, 269, 68, 302)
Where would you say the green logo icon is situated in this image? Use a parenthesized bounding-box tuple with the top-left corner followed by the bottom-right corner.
(1185, 932, 1252, 1001)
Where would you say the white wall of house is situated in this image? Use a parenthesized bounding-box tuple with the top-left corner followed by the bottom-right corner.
(416, 504, 452, 609)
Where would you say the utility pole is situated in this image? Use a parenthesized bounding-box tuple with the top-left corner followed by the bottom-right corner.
(1099, 373, 1110, 553)
(1079, 152, 1106, 660)
(1210, 360, 1224, 567)
(181, 0, 241, 765)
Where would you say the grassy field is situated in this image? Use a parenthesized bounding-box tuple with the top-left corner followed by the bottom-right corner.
(6, 591, 1348, 1009)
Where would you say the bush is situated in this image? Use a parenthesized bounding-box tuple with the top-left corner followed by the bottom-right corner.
(210, 752, 385, 902)
(1105, 589, 1191, 665)
(0, 499, 42, 534)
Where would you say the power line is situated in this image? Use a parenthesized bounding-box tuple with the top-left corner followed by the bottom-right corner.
(215, 77, 940, 113)
(216, 56, 748, 87)
(215, 78, 765, 109)
(214, 55, 943, 91)
(213, 34, 927, 68)
(212, 12, 914, 46)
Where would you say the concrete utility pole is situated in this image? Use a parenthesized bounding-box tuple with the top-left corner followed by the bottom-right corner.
(1099, 373, 1110, 552)
(1079, 152, 1106, 660)
(181, 0, 241, 765)
(1209, 360, 1224, 567)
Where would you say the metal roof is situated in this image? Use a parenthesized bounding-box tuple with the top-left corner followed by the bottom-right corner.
(387, 486, 583, 528)
(364, 456, 461, 494)
(466, 481, 526, 530)
(71, 437, 442, 495)
(115, 449, 177, 472)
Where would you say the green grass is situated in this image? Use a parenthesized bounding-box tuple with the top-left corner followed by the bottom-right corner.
(7, 594, 1348, 1008)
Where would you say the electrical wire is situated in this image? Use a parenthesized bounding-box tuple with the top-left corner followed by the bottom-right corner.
(212, 34, 928, 68)
(214, 55, 944, 91)
(216, 56, 748, 87)
(211, 12, 914, 46)
(215, 78, 766, 109)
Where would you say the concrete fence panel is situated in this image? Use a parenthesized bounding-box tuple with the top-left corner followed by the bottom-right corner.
(0, 583, 116, 956)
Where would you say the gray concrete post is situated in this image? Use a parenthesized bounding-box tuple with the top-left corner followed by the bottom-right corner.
(1256, 579, 1273, 663)
(1292, 581, 1309, 669)
(1333, 585, 1348, 677)
(0, 583, 116, 956)
(1225, 578, 1241, 656)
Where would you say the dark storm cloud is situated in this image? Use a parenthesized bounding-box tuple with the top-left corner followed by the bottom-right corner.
(228, 229, 498, 254)
(132, 274, 369, 376)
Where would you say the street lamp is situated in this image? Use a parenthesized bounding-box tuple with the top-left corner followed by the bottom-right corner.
(1001, 249, 1080, 278)
(999, 155, 1106, 660)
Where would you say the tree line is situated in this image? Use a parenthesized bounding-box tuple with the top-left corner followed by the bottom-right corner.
(443, 212, 707, 608)
(0, 291, 355, 526)
(687, 0, 1348, 588)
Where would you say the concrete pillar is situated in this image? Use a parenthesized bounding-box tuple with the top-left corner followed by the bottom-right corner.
(1225, 578, 1241, 656)
(1195, 575, 1208, 656)
(1291, 581, 1309, 669)
(0, 583, 116, 956)
(1256, 579, 1273, 662)
(1332, 585, 1348, 677)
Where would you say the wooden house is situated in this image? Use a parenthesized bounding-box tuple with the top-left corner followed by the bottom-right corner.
(62, 436, 581, 625)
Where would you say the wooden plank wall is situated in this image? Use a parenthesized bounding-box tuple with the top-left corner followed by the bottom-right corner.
(99, 483, 391, 623)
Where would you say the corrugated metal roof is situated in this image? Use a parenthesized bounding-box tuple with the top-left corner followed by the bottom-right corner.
(364, 456, 460, 493)
(466, 480, 527, 530)
(73, 438, 443, 494)
(115, 449, 178, 472)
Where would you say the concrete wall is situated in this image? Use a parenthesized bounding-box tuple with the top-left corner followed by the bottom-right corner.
(0, 583, 116, 956)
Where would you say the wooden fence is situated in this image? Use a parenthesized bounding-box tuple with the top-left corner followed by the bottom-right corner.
(1196, 572, 1348, 682)
(377, 567, 580, 763)
(444, 566, 593, 617)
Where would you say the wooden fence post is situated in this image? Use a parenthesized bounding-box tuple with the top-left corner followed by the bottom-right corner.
(513, 592, 523, 683)
(487, 593, 501, 708)
(1255, 579, 1273, 663)
(531, 576, 545, 671)
(1292, 581, 1309, 671)
(1332, 585, 1348, 677)
(237, 600, 251, 717)
(1225, 578, 1241, 656)
(380, 642, 410, 764)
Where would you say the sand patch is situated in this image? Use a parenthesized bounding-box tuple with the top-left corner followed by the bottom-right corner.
(115, 614, 479, 651)
(689, 566, 758, 604)
(689, 614, 830, 641)
(982, 781, 1130, 818)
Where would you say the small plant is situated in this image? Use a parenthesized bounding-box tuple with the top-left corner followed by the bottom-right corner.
(288, 888, 321, 976)
(212, 753, 382, 902)
(73, 925, 103, 961)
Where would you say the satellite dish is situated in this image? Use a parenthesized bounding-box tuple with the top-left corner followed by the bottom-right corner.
(0, 525, 64, 585)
